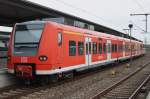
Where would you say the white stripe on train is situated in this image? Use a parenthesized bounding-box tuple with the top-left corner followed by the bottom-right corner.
(8, 53, 143, 75)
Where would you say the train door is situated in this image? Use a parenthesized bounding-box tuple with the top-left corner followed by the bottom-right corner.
(106, 40, 111, 60)
(85, 37, 92, 66)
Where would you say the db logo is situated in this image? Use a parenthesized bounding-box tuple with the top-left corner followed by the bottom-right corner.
(21, 57, 28, 63)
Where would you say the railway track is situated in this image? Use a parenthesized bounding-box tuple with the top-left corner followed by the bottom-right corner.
(0, 63, 130, 98)
(0, 82, 68, 99)
(19, 54, 149, 99)
(0, 65, 116, 99)
(91, 61, 150, 99)
(0, 66, 109, 99)
(0, 54, 148, 99)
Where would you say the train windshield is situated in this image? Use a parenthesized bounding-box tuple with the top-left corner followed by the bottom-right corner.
(14, 24, 44, 56)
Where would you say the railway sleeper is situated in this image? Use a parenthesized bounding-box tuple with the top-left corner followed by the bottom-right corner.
(104, 96, 130, 99)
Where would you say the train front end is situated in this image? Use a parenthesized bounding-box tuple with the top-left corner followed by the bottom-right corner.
(7, 21, 52, 79)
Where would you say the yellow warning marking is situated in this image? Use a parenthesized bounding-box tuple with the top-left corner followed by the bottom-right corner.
(63, 30, 100, 38)
(63, 31, 83, 36)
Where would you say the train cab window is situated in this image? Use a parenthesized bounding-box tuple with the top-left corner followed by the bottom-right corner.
(69, 41, 76, 56)
(98, 43, 102, 54)
(103, 43, 106, 53)
(14, 24, 44, 56)
(78, 42, 84, 55)
(93, 42, 97, 54)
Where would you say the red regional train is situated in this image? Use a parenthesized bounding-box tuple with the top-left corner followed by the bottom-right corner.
(7, 21, 145, 82)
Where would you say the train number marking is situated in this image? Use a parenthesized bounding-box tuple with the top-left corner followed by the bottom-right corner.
(21, 57, 28, 63)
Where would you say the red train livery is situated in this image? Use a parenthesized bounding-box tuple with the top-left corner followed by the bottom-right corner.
(7, 21, 145, 79)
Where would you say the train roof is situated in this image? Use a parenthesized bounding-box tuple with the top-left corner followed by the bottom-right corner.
(16, 20, 143, 43)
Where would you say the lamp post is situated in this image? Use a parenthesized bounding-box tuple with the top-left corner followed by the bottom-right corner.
(123, 29, 130, 35)
(128, 24, 133, 66)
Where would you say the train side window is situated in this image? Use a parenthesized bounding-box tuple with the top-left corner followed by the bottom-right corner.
(120, 45, 123, 52)
(118, 45, 120, 52)
(69, 41, 76, 56)
(58, 32, 62, 46)
(98, 43, 102, 54)
(113, 44, 115, 52)
(78, 42, 84, 55)
(93, 42, 97, 54)
(112, 44, 114, 53)
(125, 44, 128, 52)
(103, 43, 106, 53)
(115, 44, 117, 52)
(119, 45, 123, 52)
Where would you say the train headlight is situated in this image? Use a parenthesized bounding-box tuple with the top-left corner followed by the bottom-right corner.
(39, 56, 48, 61)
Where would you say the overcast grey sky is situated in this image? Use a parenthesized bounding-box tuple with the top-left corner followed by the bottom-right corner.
(2, 0, 150, 43)
(29, 0, 150, 43)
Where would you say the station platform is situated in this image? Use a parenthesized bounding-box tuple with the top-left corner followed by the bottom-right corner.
(0, 59, 7, 70)
(0, 51, 16, 88)
(146, 92, 150, 99)
(0, 73, 16, 88)
(0, 51, 7, 69)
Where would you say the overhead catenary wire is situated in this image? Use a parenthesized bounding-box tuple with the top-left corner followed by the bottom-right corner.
(130, 20, 145, 32)
(53, 0, 123, 31)
(131, 0, 146, 12)
(54, 0, 107, 22)
(130, 20, 148, 44)
(141, 0, 150, 11)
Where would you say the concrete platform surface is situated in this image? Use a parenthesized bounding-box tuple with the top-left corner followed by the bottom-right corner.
(0, 59, 7, 69)
(146, 92, 150, 99)
(0, 73, 16, 88)
(0, 51, 7, 69)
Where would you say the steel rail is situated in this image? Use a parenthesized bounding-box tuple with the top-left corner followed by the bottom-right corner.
(129, 74, 150, 99)
(91, 61, 150, 99)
